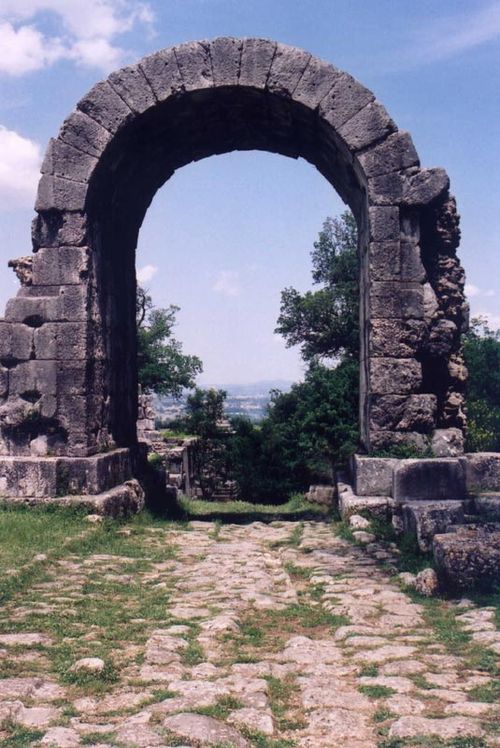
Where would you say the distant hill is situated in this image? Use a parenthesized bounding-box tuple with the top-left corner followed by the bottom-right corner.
(199, 380, 294, 396)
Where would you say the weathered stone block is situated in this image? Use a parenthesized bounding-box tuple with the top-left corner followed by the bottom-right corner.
(351, 454, 397, 496)
(370, 282, 424, 319)
(370, 358, 422, 395)
(357, 131, 419, 178)
(58, 285, 89, 321)
(41, 139, 98, 183)
(32, 247, 89, 286)
(10, 361, 57, 397)
(368, 172, 403, 206)
(370, 319, 426, 357)
(0, 322, 33, 361)
(368, 241, 401, 279)
(267, 43, 311, 97)
(318, 72, 373, 132)
(0, 457, 57, 498)
(56, 361, 87, 394)
(238, 38, 276, 88)
(306, 484, 334, 506)
(393, 458, 466, 502)
(107, 63, 156, 114)
(140, 48, 183, 101)
(402, 168, 449, 207)
(174, 41, 213, 91)
(433, 525, 500, 591)
(35, 175, 87, 212)
(402, 500, 465, 552)
(431, 428, 464, 457)
(339, 100, 395, 151)
(209, 37, 242, 87)
(293, 58, 341, 109)
(57, 449, 133, 495)
(369, 207, 400, 242)
(32, 323, 57, 360)
(77, 80, 134, 134)
(370, 394, 436, 432)
(465, 452, 500, 492)
(474, 493, 500, 521)
(337, 474, 389, 520)
(400, 242, 426, 282)
(368, 430, 430, 454)
(58, 111, 112, 159)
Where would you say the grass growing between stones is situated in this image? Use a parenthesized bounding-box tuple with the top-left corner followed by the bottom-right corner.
(222, 601, 349, 663)
(0, 513, 180, 697)
(265, 675, 306, 731)
(359, 684, 397, 698)
(0, 724, 45, 748)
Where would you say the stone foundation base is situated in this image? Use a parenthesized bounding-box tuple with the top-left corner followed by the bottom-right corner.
(2, 479, 145, 518)
(337, 452, 500, 591)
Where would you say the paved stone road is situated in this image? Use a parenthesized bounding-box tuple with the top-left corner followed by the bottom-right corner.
(0, 520, 498, 747)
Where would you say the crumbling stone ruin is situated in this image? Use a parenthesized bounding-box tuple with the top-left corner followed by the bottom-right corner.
(0, 37, 497, 586)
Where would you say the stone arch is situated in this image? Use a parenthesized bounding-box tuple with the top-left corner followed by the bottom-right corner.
(0, 38, 467, 504)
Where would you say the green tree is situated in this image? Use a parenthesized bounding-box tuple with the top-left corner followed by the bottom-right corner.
(136, 286, 202, 397)
(184, 388, 230, 500)
(463, 317, 500, 451)
(275, 211, 359, 361)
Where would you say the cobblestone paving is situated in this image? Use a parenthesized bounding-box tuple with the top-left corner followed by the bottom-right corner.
(0, 520, 498, 747)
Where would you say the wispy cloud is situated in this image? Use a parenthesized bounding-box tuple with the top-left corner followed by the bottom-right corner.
(465, 283, 496, 299)
(0, 0, 154, 76)
(411, 1, 500, 65)
(212, 270, 241, 297)
(137, 264, 158, 284)
(0, 125, 41, 210)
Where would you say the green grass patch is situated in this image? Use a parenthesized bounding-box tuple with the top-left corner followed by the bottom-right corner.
(265, 675, 306, 731)
(373, 707, 395, 723)
(468, 679, 500, 703)
(378, 738, 487, 747)
(177, 494, 329, 523)
(240, 725, 296, 748)
(360, 664, 380, 677)
(284, 562, 311, 580)
(194, 695, 244, 720)
(270, 523, 304, 549)
(359, 684, 397, 698)
(0, 725, 45, 748)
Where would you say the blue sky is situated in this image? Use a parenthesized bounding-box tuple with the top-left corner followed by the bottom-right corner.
(0, 0, 499, 384)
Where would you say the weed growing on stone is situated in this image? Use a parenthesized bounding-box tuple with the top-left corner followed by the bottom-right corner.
(239, 725, 297, 747)
(270, 523, 304, 549)
(360, 664, 380, 677)
(373, 707, 395, 723)
(194, 695, 244, 720)
(284, 562, 311, 580)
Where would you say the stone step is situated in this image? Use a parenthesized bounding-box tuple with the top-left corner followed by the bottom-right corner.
(474, 492, 500, 521)
(3, 478, 145, 517)
(433, 523, 500, 591)
(401, 500, 466, 552)
(393, 458, 466, 502)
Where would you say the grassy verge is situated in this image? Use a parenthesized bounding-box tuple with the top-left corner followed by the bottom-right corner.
(177, 493, 330, 523)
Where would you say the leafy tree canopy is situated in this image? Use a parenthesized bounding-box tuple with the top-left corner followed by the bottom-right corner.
(275, 211, 359, 362)
(136, 286, 202, 398)
(463, 317, 500, 451)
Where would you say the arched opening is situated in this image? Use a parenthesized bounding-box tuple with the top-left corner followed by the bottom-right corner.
(85, 83, 368, 448)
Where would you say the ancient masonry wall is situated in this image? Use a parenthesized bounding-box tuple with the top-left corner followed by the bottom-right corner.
(0, 37, 467, 502)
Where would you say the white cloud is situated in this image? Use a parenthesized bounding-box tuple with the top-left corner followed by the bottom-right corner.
(212, 270, 241, 297)
(0, 1, 154, 75)
(137, 264, 158, 284)
(0, 125, 41, 209)
(0, 22, 65, 75)
(465, 283, 496, 299)
(413, 1, 500, 63)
